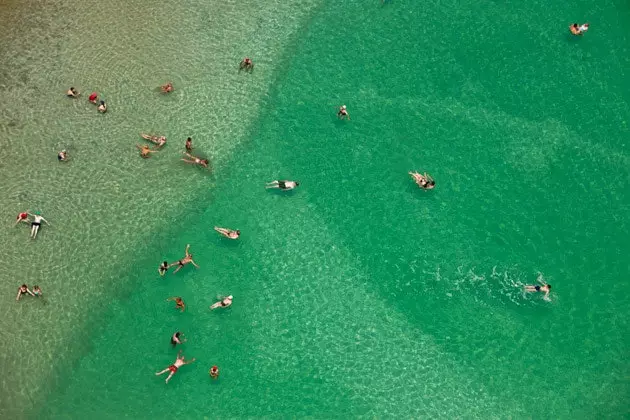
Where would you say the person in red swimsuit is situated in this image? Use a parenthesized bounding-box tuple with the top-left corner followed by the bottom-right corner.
(155, 350, 196, 384)
(15, 212, 29, 226)
(88, 92, 98, 104)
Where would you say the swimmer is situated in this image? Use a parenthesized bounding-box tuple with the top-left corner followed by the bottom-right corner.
(58, 150, 67, 162)
(570, 23, 589, 35)
(265, 180, 299, 190)
(172, 244, 199, 273)
(66, 87, 79, 97)
(140, 133, 167, 148)
(409, 171, 435, 190)
(32, 285, 43, 297)
(97, 100, 107, 113)
(28, 212, 49, 239)
(214, 227, 240, 239)
(171, 331, 186, 347)
(88, 92, 98, 104)
(158, 261, 169, 276)
(181, 152, 209, 169)
(16, 284, 35, 301)
(210, 295, 233, 310)
(239, 57, 254, 71)
(15, 211, 29, 226)
(136, 144, 158, 158)
(185, 137, 193, 152)
(160, 82, 174, 93)
(337, 105, 350, 120)
(525, 281, 552, 300)
(155, 350, 195, 384)
(166, 296, 186, 312)
(209, 365, 219, 379)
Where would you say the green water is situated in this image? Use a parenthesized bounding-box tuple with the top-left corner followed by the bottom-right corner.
(1, 0, 628, 418)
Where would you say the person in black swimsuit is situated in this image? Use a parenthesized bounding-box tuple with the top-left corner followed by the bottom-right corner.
(16, 284, 35, 301)
(265, 180, 299, 190)
(525, 282, 551, 300)
(171, 244, 199, 273)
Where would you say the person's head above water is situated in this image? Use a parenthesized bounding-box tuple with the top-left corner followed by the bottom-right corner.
(21, 284, 27, 289)
(236, 230, 241, 235)
(163, 261, 168, 266)
(174, 332, 181, 338)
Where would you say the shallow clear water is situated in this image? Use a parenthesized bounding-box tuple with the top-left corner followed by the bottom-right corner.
(1, 0, 629, 418)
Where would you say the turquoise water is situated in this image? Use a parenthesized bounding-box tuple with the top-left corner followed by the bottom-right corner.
(1, 0, 629, 418)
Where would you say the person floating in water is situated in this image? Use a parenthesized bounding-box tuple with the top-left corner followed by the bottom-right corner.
(97, 100, 107, 113)
(172, 244, 199, 273)
(58, 150, 68, 162)
(166, 296, 186, 312)
(88, 92, 99, 104)
(16, 284, 35, 301)
(265, 180, 299, 190)
(569, 23, 589, 35)
(525, 281, 552, 300)
(141, 133, 167, 148)
(32, 285, 43, 297)
(209, 365, 219, 379)
(15, 211, 29, 226)
(185, 137, 193, 152)
(337, 105, 350, 120)
(158, 261, 169, 276)
(28, 211, 49, 239)
(181, 152, 209, 169)
(136, 144, 158, 158)
(160, 82, 174, 93)
(214, 227, 240, 240)
(409, 171, 435, 190)
(171, 331, 186, 347)
(239, 57, 254, 71)
(210, 295, 233, 310)
(155, 350, 195, 384)
(66, 87, 79, 98)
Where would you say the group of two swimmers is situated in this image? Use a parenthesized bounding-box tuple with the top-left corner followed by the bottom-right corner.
(16, 284, 43, 301)
(15, 211, 50, 239)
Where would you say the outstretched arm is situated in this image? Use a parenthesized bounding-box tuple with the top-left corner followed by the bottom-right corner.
(26, 288, 35, 297)
(41, 217, 50, 225)
(185, 244, 190, 256)
(16, 290, 22, 301)
(191, 259, 199, 269)
(184, 357, 196, 365)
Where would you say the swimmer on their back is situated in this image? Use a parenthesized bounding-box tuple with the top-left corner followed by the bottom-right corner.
(181, 152, 209, 168)
(265, 180, 299, 190)
(66, 87, 79, 97)
(28, 212, 49, 239)
(16, 284, 35, 301)
(136, 144, 158, 158)
(209, 365, 219, 379)
(167, 296, 186, 312)
(171, 244, 199, 273)
(58, 150, 68, 161)
(214, 227, 240, 239)
(155, 350, 195, 384)
(525, 281, 552, 300)
(141, 133, 167, 148)
(409, 171, 435, 190)
(210, 295, 233, 310)
(97, 100, 107, 113)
